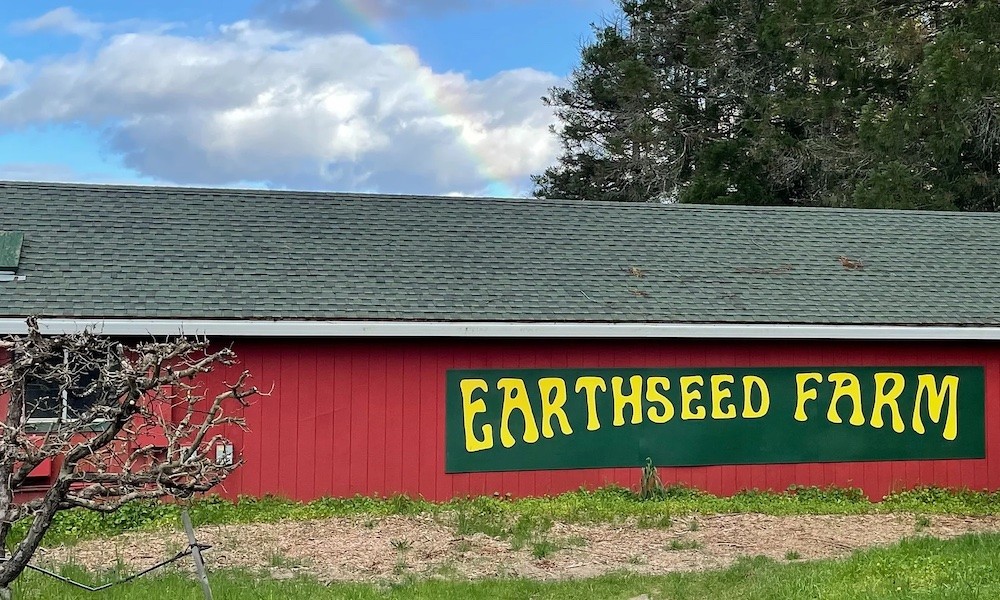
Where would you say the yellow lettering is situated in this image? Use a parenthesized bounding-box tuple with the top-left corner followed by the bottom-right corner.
(827, 373, 865, 426)
(538, 377, 573, 438)
(794, 373, 823, 422)
(498, 378, 540, 448)
(575, 376, 606, 431)
(912, 374, 959, 441)
(871, 372, 906, 433)
(680, 375, 706, 420)
(612, 375, 643, 426)
(460, 379, 493, 452)
(741, 376, 770, 419)
(645, 376, 674, 423)
(710, 374, 737, 419)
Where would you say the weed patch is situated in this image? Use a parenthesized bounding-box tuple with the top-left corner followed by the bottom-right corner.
(667, 539, 702, 551)
(636, 513, 672, 529)
(530, 540, 560, 559)
(915, 515, 932, 532)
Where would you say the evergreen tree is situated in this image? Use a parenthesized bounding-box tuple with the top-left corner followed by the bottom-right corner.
(534, 0, 1000, 210)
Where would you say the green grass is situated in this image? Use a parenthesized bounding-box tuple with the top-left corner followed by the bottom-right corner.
(17, 484, 1000, 548)
(666, 538, 702, 551)
(636, 513, 673, 529)
(916, 515, 933, 531)
(530, 539, 560, 559)
(14, 533, 1000, 599)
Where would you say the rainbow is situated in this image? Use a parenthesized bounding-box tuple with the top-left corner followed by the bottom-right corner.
(332, 0, 522, 197)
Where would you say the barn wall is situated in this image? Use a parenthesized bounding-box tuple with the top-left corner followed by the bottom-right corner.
(208, 338, 1000, 502)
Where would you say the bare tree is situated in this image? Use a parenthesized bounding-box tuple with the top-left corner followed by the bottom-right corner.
(0, 318, 261, 599)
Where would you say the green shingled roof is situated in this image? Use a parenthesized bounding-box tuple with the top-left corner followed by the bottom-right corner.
(1, 180, 999, 325)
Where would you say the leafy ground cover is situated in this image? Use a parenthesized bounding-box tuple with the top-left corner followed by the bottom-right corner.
(16, 533, 1000, 599)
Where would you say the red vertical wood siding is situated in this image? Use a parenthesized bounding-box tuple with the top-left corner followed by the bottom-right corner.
(206, 338, 1000, 502)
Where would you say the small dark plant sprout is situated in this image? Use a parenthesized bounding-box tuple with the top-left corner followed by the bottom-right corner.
(785, 550, 802, 560)
(637, 514, 672, 529)
(667, 539, 702, 551)
(509, 514, 554, 550)
(391, 539, 412, 552)
(267, 551, 303, 569)
(531, 540, 560, 559)
(915, 515, 932, 531)
(688, 519, 700, 532)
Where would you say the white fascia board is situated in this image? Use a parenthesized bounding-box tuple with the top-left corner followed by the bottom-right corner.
(0, 318, 999, 340)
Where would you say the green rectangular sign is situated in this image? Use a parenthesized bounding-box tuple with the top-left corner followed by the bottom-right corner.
(445, 366, 985, 473)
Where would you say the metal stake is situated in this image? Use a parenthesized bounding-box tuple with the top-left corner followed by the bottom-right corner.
(181, 509, 214, 600)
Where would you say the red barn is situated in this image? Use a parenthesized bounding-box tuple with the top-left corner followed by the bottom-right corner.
(2, 181, 999, 501)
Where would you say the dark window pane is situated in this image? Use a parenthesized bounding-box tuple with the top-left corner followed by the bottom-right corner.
(67, 369, 99, 418)
(25, 380, 61, 420)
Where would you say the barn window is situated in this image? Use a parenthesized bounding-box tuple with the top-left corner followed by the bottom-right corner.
(24, 350, 110, 425)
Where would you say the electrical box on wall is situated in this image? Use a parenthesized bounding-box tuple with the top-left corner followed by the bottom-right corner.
(215, 443, 234, 466)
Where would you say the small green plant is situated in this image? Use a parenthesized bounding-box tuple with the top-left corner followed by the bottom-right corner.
(509, 514, 553, 550)
(785, 550, 801, 560)
(627, 554, 647, 565)
(531, 539, 560, 559)
(392, 557, 409, 577)
(431, 562, 460, 579)
(267, 551, 302, 568)
(640, 457, 665, 500)
(390, 539, 412, 552)
(636, 513, 672, 529)
(915, 515, 932, 531)
(667, 539, 702, 551)
(564, 536, 588, 547)
(688, 519, 700, 532)
(454, 501, 507, 538)
(455, 540, 473, 553)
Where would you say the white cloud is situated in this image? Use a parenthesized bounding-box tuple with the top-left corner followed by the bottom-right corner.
(12, 7, 103, 38)
(0, 54, 26, 87)
(0, 21, 561, 195)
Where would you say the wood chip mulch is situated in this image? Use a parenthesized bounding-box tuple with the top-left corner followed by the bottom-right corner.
(36, 513, 1000, 583)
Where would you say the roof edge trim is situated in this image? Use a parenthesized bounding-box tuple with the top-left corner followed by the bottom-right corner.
(0, 319, 999, 341)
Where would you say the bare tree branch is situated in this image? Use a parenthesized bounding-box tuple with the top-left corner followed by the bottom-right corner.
(0, 318, 264, 590)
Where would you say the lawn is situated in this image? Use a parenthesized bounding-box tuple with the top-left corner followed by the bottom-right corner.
(15, 533, 1000, 599)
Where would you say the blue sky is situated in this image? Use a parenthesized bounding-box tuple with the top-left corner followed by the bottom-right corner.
(0, 1, 612, 196)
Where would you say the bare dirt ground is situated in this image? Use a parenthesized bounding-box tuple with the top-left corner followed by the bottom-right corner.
(36, 513, 1000, 583)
